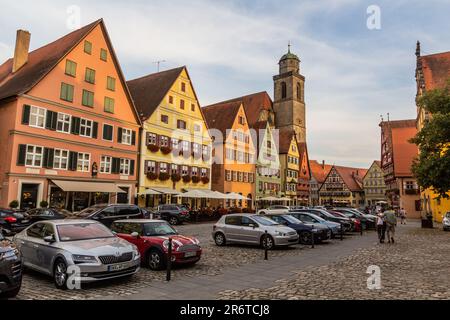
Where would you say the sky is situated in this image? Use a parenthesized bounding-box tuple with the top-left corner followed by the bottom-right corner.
(1, 0, 450, 168)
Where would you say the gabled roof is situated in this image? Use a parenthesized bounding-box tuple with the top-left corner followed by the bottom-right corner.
(309, 160, 332, 184)
(207, 91, 273, 128)
(202, 101, 242, 137)
(331, 165, 368, 192)
(127, 67, 185, 120)
(363, 160, 382, 180)
(298, 142, 311, 179)
(419, 51, 450, 90)
(0, 20, 101, 101)
(278, 129, 296, 154)
(391, 125, 418, 177)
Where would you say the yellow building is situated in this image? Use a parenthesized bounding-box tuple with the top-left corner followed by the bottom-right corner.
(278, 130, 300, 204)
(127, 67, 212, 207)
(415, 42, 450, 222)
(363, 161, 387, 206)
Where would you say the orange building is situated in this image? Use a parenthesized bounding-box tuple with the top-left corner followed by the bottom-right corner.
(203, 101, 256, 208)
(309, 160, 332, 206)
(0, 20, 141, 211)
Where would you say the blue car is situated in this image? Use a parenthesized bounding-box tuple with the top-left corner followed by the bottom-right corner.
(262, 214, 331, 244)
(290, 212, 341, 238)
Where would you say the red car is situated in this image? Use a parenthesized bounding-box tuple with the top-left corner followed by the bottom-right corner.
(328, 210, 361, 232)
(111, 219, 202, 270)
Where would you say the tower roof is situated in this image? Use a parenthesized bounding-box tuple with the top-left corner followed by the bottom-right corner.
(280, 43, 300, 62)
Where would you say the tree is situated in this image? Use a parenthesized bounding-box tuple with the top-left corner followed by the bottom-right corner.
(411, 79, 450, 199)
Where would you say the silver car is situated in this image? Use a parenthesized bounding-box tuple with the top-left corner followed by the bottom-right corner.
(212, 214, 299, 249)
(14, 220, 140, 289)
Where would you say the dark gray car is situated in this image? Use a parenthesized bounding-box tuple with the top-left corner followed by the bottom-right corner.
(0, 233, 22, 298)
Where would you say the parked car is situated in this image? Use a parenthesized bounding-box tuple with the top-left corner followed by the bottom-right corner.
(155, 205, 190, 225)
(212, 214, 298, 249)
(288, 212, 341, 238)
(257, 205, 290, 215)
(0, 209, 31, 236)
(332, 208, 375, 230)
(264, 213, 331, 244)
(13, 220, 140, 289)
(0, 233, 22, 298)
(290, 206, 307, 211)
(25, 208, 72, 224)
(443, 212, 450, 231)
(111, 219, 202, 270)
(291, 208, 353, 232)
(70, 204, 144, 228)
(329, 209, 362, 231)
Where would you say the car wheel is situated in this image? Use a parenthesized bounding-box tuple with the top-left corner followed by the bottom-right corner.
(214, 232, 226, 246)
(299, 231, 311, 245)
(54, 259, 69, 290)
(169, 216, 179, 225)
(147, 249, 166, 271)
(261, 234, 274, 250)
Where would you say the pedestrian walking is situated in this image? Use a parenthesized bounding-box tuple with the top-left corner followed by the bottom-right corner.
(400, 208, 407, 225)
(384, 208, 397, 244)
(376, 213, 386, 243)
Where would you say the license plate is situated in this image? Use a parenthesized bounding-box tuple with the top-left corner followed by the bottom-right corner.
(108, 263, 128, 272)
(184, 251, 197, 258)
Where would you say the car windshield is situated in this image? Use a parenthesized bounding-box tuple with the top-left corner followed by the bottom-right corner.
(308, 214, 325, 222)
(144, 222, 178, 236)
(57, 223, 115, 242)
(253, 216, 279, 226)
(74, 207, 102, 218)
(282, 215, 302, 224)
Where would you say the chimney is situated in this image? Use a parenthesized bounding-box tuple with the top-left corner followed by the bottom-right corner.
(12, 30, 31, 73)
(322, 160, 325, 169)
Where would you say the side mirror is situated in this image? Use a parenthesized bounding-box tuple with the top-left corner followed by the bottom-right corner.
(44, 235, 55, 243)
(249, 223, 257, 229)
(131, 232, 140, 239)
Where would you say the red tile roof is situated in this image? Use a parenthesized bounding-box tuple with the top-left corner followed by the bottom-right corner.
(333, 166, 368, 192)
(420, 51, 450, 90)
(277, 129, 296, 154)
(309, 160, 332, 184)
(202, 101, 242, 137)
(298, 142, 311, 180)
(0, 19, 101, 101)
(127, 67, 185, 120)
(391, 124, 418, 177)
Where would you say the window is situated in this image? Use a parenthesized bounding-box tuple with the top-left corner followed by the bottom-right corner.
(232, 171, 238, 182)
(100, 156, 112, 174)
(77, 153, 90, 172)
(225, 170, 231, 181)
(238, 172, 243, 182)
(193, 143, 200, 155)
(244, 172, 249, 183)
(201, 168, 207, 177)
(171, 138, 179, 150)
(249, 173, 254, 183)
(202, 145, 209, 157)
(146, 161, 156, 174)
(161, 115, 169, 124)
(238, 116, 245, 125)
(104, 97, 115, 113)
(171, 164, 178, 175)
(107, 76, 116, 91)
(147, 133, 157, 145)
(281, 82, 287, 99)
(120, 159, 131, 175)
(80, 118, 93, 137)
(53, 149, 69, 170)
(56, 113, 71, 133)
(26, 145, 43, 167)
(159, 163, 168, 174)
(84, 41, 92, 54)
(60, 83, 74, 102)
(181, 141, 190, 153)
(121, 128, 132, 145)
(85, 68, 96, 84)
(29, 106, 46, 128)
(181, 166, 189, 176)
(181, 82, 186, 92)
(177, 120, 187, 130)
(82, 90, 94, 107)
(100, 48, 108, 61)
(168, 96, 174, 104)
(65, 60, 77, 77)
(194, 124, 201, 132)
(191, 167, 198, 177)
(103, 124, 113, 141)
(180, 99, 185, 110)
(160, 136, 169, 147)
(191, 104, 196, 112)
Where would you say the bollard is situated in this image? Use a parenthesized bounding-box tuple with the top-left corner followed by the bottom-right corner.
(311, 228, 315, 249)
(340, 223, 344, 241)
(264, 230, 268, 261)
(360, 221, 364, 236)
(166, 238, 173, 282)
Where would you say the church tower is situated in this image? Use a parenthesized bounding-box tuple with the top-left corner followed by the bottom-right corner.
(273, 45, 306, 142)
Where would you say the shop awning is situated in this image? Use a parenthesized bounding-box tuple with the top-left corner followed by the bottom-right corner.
(52, 180, 126, 193)
(150, 187, 181, 195)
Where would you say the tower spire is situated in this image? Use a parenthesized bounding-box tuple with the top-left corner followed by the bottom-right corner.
(416, 41, 421, 57)
(288, 41, 291, 53)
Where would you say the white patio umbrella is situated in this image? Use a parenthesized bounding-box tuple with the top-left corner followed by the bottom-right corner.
(175, 189, 208, 199)
(226, 193, 250, 200)
(140, 189, 162, 195)
(258, 196, 280, 202)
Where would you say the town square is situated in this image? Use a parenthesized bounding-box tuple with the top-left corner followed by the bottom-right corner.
(0, 0, 449, 305)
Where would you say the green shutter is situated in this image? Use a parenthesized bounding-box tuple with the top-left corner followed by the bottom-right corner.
(82, 90, 94, 107)
(84, 41, 92, 54)
(60, 83, 74, 102)
(65, 60, 77, 77)
(104, 97, 115, 113)
(100, 48, 108, 61)
(107, 76, 116, 91)
(85, 68, 96, 84)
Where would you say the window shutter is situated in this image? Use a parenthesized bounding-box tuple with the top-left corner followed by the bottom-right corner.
(43, 148, 54, 168)
(131, 131, 136, 146)
(51, 112, 58, 130)
(143, 161, 148, 174)
(68, 151, 78, 171)
(92, 122, 98, 139)
(22, 105, 31, 125)
(130, 160, 135, 176)
(112, 158, 120, 174)
(71, 117, 80, 135)
(17, 144, 27, 166)
(117, 128, 123, 143)
(145, 132, 150, 146)
(46, 111, 57, 130)
(155, 162, 160, 175)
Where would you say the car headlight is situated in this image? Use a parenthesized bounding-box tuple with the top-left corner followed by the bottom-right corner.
(132, 246, 140, 258)
(275, 231, 287, 237)
(162, 240, 178, 251)
(443, 218, 450, 225)
(0, 249, 18, 261)
(72, 254, 97, 264)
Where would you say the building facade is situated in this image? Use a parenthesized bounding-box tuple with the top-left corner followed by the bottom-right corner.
(309, 160, 332, 207)
(203, 101, 256, 208)
(380, 120, 421, 218)
(0, 20, 141, 211)
(127, 67, 212, 208)
(278, 130, 300, 203)
(363, 161, 387, 206)
(415, 42, 450, 222)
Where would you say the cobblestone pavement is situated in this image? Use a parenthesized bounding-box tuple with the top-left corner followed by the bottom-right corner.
(218, 224, 450, 300)
(14, 222, 309, 300)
